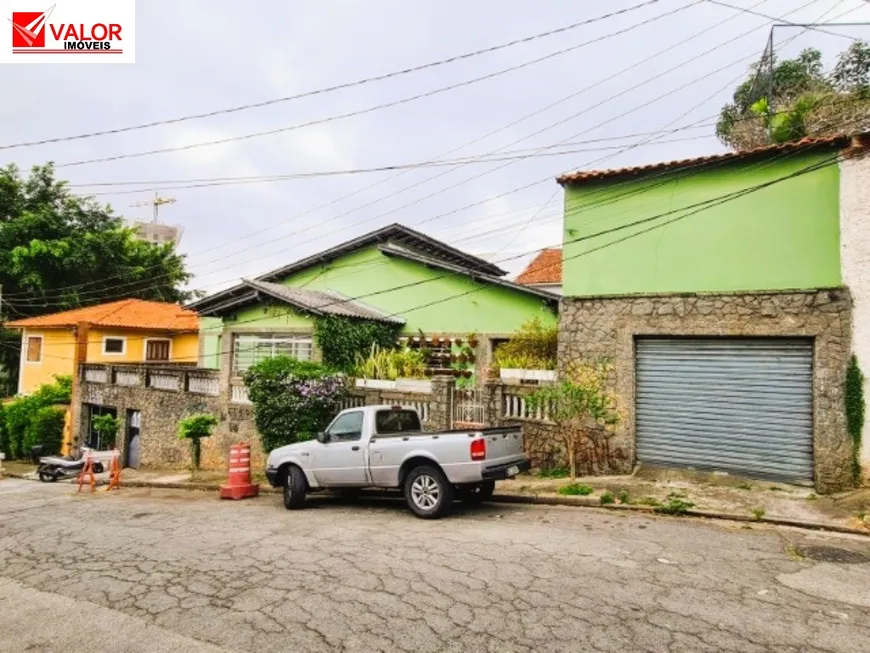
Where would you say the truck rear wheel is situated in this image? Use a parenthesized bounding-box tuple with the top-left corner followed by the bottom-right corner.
(283, 466, 307, 510)
(405, 465, 453, 519)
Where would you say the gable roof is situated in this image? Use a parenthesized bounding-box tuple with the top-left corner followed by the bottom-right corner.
(259, 223, 505, 281)
(240, 279, 404, 323)
(377, 243, 560, 301)
(516, 249, 562, 285)
(189, 223, 511, 314)
(6, 299, 200, 332)
(556, 134, 862, 186)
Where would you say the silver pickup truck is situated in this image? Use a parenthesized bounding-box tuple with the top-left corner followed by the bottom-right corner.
(265, 405, 529, 518)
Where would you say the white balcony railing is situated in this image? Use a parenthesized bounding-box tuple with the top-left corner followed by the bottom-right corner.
(84, 367, 107, 384)
(149, 372, 180, 392)
(231, 384, 251, 404)
(188, 374, 220, 396)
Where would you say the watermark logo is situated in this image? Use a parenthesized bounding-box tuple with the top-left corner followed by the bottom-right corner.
(2, 0, 135, 63)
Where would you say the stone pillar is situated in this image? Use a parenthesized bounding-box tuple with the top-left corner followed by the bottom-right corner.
(482, 380, 503, 427)
(428, 375, 455, 431)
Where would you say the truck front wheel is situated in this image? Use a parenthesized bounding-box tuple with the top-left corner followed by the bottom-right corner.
(405, 465, 453, 519)
(283, 465, 307, 510)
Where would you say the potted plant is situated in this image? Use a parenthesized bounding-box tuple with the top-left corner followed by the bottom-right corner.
(494, 317, 558, 383)
(177, 413, 218, 475)
(468, 332, 480, 348)
(354, 344, 432, 393)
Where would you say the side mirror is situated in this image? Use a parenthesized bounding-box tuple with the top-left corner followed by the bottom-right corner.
(316, 431, 328, 444)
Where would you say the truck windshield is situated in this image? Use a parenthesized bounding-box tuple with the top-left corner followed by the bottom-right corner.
(375, 409, 422, 435)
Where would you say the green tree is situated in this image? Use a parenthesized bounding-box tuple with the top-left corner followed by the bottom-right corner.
(24, 406, 66, 456)
(177, 413, 218, 471)
(0, 163, 192, 394)
(526, 363, 619, 480)
(91, 414, 119, 450)
(716, 45, 870, 150)
(3, 375, 71, 458)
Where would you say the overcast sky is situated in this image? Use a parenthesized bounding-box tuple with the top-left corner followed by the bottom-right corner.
(3, 0, 869, 294)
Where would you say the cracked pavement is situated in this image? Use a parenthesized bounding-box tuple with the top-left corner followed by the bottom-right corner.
(0, 479, 868, 652)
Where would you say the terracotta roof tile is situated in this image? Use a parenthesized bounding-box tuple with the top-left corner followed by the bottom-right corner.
(6, 299, 200, 331)
(516, 249, 562, 285)
(556, 134, 861, 185)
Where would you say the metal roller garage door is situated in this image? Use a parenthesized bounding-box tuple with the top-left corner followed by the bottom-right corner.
(636, 338, 813, 484)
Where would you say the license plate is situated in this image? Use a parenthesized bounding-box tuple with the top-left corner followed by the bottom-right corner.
(506, 465, 520, 477)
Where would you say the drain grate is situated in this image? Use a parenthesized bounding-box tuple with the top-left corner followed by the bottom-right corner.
(798, 546, 870, 564)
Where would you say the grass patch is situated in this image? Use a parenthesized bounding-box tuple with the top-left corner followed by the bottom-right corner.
(558, 483, 594, 496)
(654, 492, 695, 515)
(636, 496, 661, 507)
(769, 486, 783, 492)
(537, 467, 569, 479)
(737, 482, 753, 491)
(599, 491, 615, 505)
(785, 544, 805, 560)
(806, 493, 817, 501)
(751, 507, 766, 521)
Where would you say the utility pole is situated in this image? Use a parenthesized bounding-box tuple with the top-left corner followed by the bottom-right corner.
(130, 191, 177, 223)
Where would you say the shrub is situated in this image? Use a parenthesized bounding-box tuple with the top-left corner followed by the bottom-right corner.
(314, 315, 400, 373)
(526, 363, 619, 479)
(244, 356, 347, 452)
(3, 375, 71, 459)
(845, 354, 865, 484)
(493, 317, 558, 372)
(24, 406, 66, 456)
(558, 483, 594, 496)
(617, 490, 631, 504)
(91, 414, 119, 450)
(178, 413, 218, 470)
(600, 491, 615, 505)
(355, 344, 427, 380)
(654, 493, 695, 515)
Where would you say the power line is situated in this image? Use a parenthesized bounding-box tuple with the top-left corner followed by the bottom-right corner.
(6, 149, 843, 364)
(58, 2, 700, 168)
(2, 0, 824, 304)
(0, 0, 669, 152)
(69, 132, 716, 194)
(706, 0, 866, 40)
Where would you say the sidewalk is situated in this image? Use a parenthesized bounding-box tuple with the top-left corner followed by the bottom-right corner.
(3, 461, 868, 534)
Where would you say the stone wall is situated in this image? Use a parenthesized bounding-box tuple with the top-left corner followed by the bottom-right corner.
(76, 366, 446, 472)
(559, 288, 854, 492)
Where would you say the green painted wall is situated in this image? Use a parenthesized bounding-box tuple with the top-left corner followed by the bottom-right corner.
(222, 246, 556, 334)
(562, 151, 841, 296)
(224, 304, 314, 329)
(199, 317, 223, 369)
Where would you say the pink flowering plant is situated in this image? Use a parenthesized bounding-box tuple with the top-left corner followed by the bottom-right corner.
(244, 357, 348, 451)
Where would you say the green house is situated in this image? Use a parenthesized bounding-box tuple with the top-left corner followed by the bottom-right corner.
(190, 224, 558, 383)
(556, 134, 870, 492)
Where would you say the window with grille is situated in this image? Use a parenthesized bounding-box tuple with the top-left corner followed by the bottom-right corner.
(232, 333, 313, 375)
(146, 339, 171, 361)
(26, 336, 42, 363)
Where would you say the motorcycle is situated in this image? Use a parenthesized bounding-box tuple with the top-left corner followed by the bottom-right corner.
(37, 446, 105, 483)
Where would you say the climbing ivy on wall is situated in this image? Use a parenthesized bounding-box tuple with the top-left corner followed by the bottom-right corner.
(313, 315, 401, 373)
(845, 355, 865, 484)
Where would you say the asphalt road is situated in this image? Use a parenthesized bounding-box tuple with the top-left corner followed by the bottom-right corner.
(0, 479, 868, 653)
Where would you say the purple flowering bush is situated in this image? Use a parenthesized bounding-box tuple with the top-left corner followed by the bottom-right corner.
(244, 357, 348, 451)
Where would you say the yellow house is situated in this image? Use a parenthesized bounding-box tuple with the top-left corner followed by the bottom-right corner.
(7, 299, 201, 394)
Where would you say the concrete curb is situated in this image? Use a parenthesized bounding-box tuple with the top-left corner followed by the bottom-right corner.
(492, 492, 870, 537)
(5, 472, 867, 536)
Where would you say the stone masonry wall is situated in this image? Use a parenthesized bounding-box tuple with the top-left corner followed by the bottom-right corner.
(78, 377, 259, 471)
(559, 288, 853, 492)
